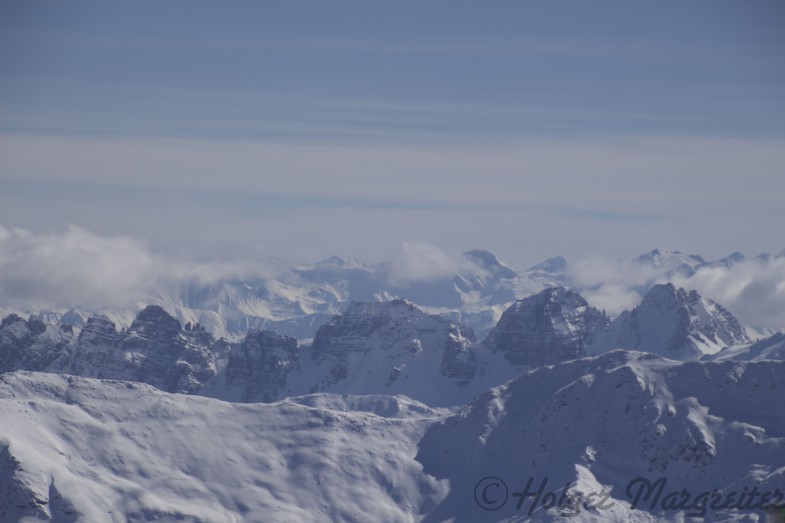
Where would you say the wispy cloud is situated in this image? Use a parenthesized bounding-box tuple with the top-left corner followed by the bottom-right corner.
(386, 241, 471, 285)
(1, 134, 783, 267)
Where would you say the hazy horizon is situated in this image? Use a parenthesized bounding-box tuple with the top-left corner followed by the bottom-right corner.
(2, 1, 784, 268)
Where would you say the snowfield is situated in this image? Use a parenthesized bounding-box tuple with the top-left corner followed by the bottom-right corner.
(0, 372, 449, 523)
(2, 351, 784, 522)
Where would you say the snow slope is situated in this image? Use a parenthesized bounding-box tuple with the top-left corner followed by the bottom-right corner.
(2, 351, 783, 522)
(0, 372, 449, 523)
(417, 351, 785, 522)
(706, 332, 785, 362)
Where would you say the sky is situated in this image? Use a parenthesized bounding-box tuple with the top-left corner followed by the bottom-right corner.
(1, 0, 784, 269)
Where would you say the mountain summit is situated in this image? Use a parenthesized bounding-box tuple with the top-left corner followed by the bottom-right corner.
(484, 287, 608, 367)
(589, 283, 751, 360)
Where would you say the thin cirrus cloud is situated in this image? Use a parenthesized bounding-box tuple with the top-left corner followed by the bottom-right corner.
(1, 132, 783, 268)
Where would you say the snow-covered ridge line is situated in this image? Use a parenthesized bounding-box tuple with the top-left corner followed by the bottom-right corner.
(1, 283, 780, 410)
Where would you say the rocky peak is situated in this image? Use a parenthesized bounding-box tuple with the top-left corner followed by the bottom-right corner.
(0, 313, 74, 373)
(62, 306, 217, 394)
(127, 305, 182, 341)
(484, 286, 608, 368)
(76, 316, 118, 346)
(0, 314, 25, 329)
(590, 283, 751, 360)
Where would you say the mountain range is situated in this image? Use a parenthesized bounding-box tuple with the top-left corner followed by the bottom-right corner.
(3, 247, 782, 342)
(0, 280, 775, 407)
(1, 248, 783, 521)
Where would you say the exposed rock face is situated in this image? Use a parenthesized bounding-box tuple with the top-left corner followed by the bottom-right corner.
(114, 306, 217, 394)
(0, 301, 490, 405)
(65, 316, 118, 377)
(225, 330, 298, 402)
(0, 282, 759, 406)
(590, 283, 751, 360)
(484, 287, 608, 368)
(0, 314, 74, 373)
(0, 306, 218, 395)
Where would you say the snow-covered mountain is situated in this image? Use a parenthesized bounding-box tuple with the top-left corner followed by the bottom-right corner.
(0, 306, 218, 395)
(484, 287, 608, 368)
(3, 246, 783, 344)
(0, 249, 555, 342)
(417, 350, 785, 522)
(588, 283, 752, 360)
(291, 299, 512, 406)
(0, 283, 763, 408)
(0, 301, 518, 407)
(0, 314, 75, 374)
(206, 299, 517, 407)
(2, 351, 782, 522)
(633, 248, 707, 277)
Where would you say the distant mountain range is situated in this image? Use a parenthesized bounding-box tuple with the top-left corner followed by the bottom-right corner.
(1, 247, 783, 342)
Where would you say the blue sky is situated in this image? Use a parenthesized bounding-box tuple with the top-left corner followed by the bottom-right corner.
(1, 0, 784, 267)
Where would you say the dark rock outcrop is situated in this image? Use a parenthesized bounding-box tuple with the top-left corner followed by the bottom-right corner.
(484, 287, 608, 368)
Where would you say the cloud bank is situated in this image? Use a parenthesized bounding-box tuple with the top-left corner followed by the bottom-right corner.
(1, 225, 783, 333)
(668, 258, 785, 333)
(567, 254, 785, 332)
(0, 225, 280, 310)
